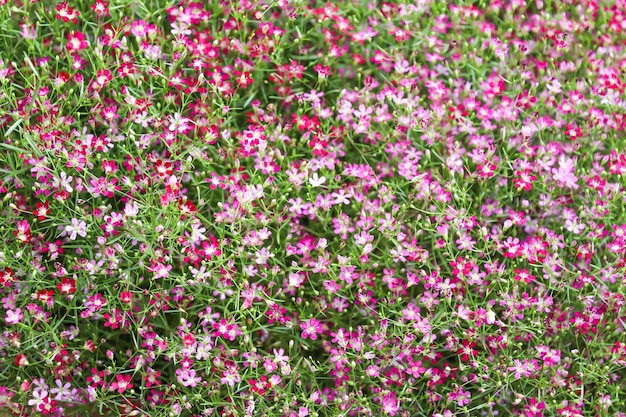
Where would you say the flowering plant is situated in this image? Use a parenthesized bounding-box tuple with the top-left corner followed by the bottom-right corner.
(1, 1, 626, 417)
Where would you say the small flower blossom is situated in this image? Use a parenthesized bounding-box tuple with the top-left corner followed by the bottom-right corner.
(64, 218, 88, 240)
(551, 155, 578, 189)
(169, 113, 191, 134)
(66, 31, 89, 52)
(110, 374, 133, 394)
(56, 2, 80, 23)
(300, 318, 323, 340)
(91, 0, 109, 16)
(5, 308, 23, 325)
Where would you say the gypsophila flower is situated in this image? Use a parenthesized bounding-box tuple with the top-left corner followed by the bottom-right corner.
(300, 318, 323, 341)
(110, 374, 133, 394)
(551, 155, 579, 189)
(5, 308, 23, 325)
(64, 218, 88, 240)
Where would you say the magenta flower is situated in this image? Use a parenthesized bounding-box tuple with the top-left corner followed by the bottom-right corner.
(300, 318, 323, 340)
(66, 31, 88, 53)
(381, 391, 400, 416)
(110, 374, 133, 394)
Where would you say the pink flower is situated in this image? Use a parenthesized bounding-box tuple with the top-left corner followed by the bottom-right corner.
(5, 308, 23, 325)
(91, 0, 109, 16)
(551, 155, 578, 189)
(300, 318, 323, 340)
(66, 31, 88, 53)
(220, 364, 241, 387)
(148, 260, 172, 279)
(175, 368, 201, 387)
(56, 2, 80, 23)
(14, 220, 32, 243)
(381, 391, 399, 416)
(64, 218, 87, 241)
(169, 113, 191, 134)
(524, 398, 546, 417)
(110, 374, 133, 394)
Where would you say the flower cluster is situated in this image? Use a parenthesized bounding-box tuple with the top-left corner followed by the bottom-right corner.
(0, 0, 625, 417)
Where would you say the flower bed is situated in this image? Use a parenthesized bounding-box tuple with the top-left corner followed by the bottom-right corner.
(1, 0, 626, 416)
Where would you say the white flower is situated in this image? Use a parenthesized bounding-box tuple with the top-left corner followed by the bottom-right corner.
(308, 172, 326, 187)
